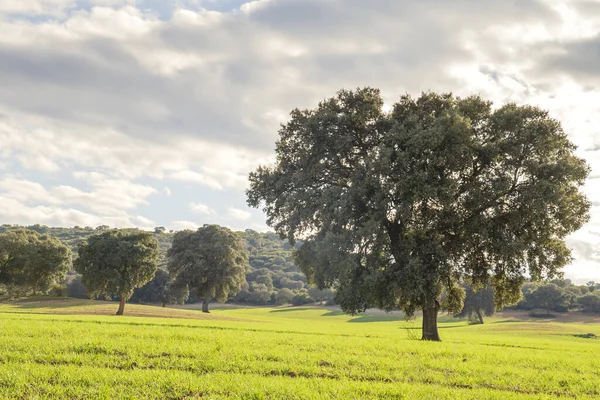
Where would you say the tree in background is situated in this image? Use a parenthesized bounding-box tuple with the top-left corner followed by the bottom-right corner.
(578, 292, 600, 313)
(587, 281, 596, 292)
(275, 288, 294, 305)
(130, 269, 188, 307)
(308, 286, 336, 305)
(248, 88, 590, 341)
(455, 284, 495, 324)
(168, 225, 249, 313)
(74, 230, 159, 315)
(525, 284, 570, 314)
(0, 229, 71, 295)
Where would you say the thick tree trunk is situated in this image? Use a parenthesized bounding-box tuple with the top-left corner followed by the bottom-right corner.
(202, 298, 210, 313)
(476, 309, 484, 324)
(116, 297, 126, 315)
(422, 302, 441, 341)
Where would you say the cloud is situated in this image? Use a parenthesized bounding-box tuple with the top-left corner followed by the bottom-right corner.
(0, 0, 600, 280)
(0, 196, 155, 229)
(189, 202, 215, 215)
(170, 220, 200, 231)
(0, 0, 76, 16)
(228, 207, 251, 221)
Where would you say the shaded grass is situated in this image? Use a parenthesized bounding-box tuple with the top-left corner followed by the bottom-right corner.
(0, 299, 599, 399)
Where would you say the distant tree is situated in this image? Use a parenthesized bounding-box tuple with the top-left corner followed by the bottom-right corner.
(0, 229, 71, 295)
(308, 286, 335, 305)
(130, 269, 189, 307)
(154, 227, 166, 234)
(247, 88, 590, 340)
(279, 277, 304, 290)
(65, 275, 88, 299)
(455, 283, 495, 324)
(276, 288, 294, 305)
(526, 284, 570, 314)
(587, 281, 596, 292)
(74, 229, 159, 315)
(168, 225, 249, 313)
(578, 292, 600, 313)
(96, 225, 110, 231)
(291, 291, 313, 306)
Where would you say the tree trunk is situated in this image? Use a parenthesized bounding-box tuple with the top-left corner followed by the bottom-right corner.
(202, 298, 210, 313)
(116, 297, 126, 315)
(422, 302, 441, 341)
(476, 309, 484, 324)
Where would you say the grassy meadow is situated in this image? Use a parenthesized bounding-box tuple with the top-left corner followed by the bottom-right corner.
(0, 299, 599, 399)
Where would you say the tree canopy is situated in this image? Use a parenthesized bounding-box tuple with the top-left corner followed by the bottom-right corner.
(74, 229, 159, 315)
(168, 225, 250, 312)
(247, 87, 590, 341)
(455, 283, 495, 324)
(0, 229, 71, 295)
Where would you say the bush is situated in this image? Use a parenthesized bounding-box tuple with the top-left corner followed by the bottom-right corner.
(50, 284, 68, 297)
(66, 275, 88, 299)
(291, 293, 313, 306)
(275, 288, 294, 305)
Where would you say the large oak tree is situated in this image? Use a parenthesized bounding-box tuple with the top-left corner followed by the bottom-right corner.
(168, 225, 249, 313)
(74, 229, 159, 315)
(247, 88, 590, 341)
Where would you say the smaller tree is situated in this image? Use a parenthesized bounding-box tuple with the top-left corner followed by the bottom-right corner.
(587, 281, 597, 292)
(74, 229, 159, 315)
(0, 229, 71, 295)
(455, 284, 495, 324)
(526, 284, 570, 315)
(130, 269, 189, 307)
(275, 288, 294, 305)
(578, 292, 600, 313)
(168, 225, 249, 313)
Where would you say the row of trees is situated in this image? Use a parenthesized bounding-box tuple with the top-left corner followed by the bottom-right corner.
(455, 279, 600, 325)
(0, 224, 312, 306)
(74, 225, 250, 315)
(517, 280, 600, 315)
(0, 225, 251, 315)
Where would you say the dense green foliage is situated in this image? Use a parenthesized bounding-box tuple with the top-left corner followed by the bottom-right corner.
(247, 88, 590, 340)
(0, 300, 599, 399)
(74, 230, 159, 315)
(455, 283, 495, 324)
(0, 229, 71, 296)
(0, 224, 315, 305)
(168, 225, 250, 312)
(129, 269, 188, 307)
(514, 279, 600, 314)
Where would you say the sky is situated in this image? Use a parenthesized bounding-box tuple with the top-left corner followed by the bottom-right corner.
(0, 0, 600, 283)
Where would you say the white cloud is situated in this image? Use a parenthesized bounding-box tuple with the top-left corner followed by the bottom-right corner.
(0, 0, 75, 16)
(163, 187, 172, 197)
(170, 220, 200, 231)
(0, 177, 60, 205)
(189, 202, 215, 215)
(228, 207, 251, 221)
(0, 0, 599, 280)
(0, 196, 155, 229)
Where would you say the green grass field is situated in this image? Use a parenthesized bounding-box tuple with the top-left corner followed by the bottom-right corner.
(1, 299, 599, 399)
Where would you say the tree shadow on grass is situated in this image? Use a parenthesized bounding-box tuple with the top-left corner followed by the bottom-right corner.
(1, 298, 99, 310)
(269, 307, 317, 313)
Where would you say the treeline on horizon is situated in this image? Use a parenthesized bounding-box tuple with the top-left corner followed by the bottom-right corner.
(0, 224, 333, 308)
(1, 223, 599, 320)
